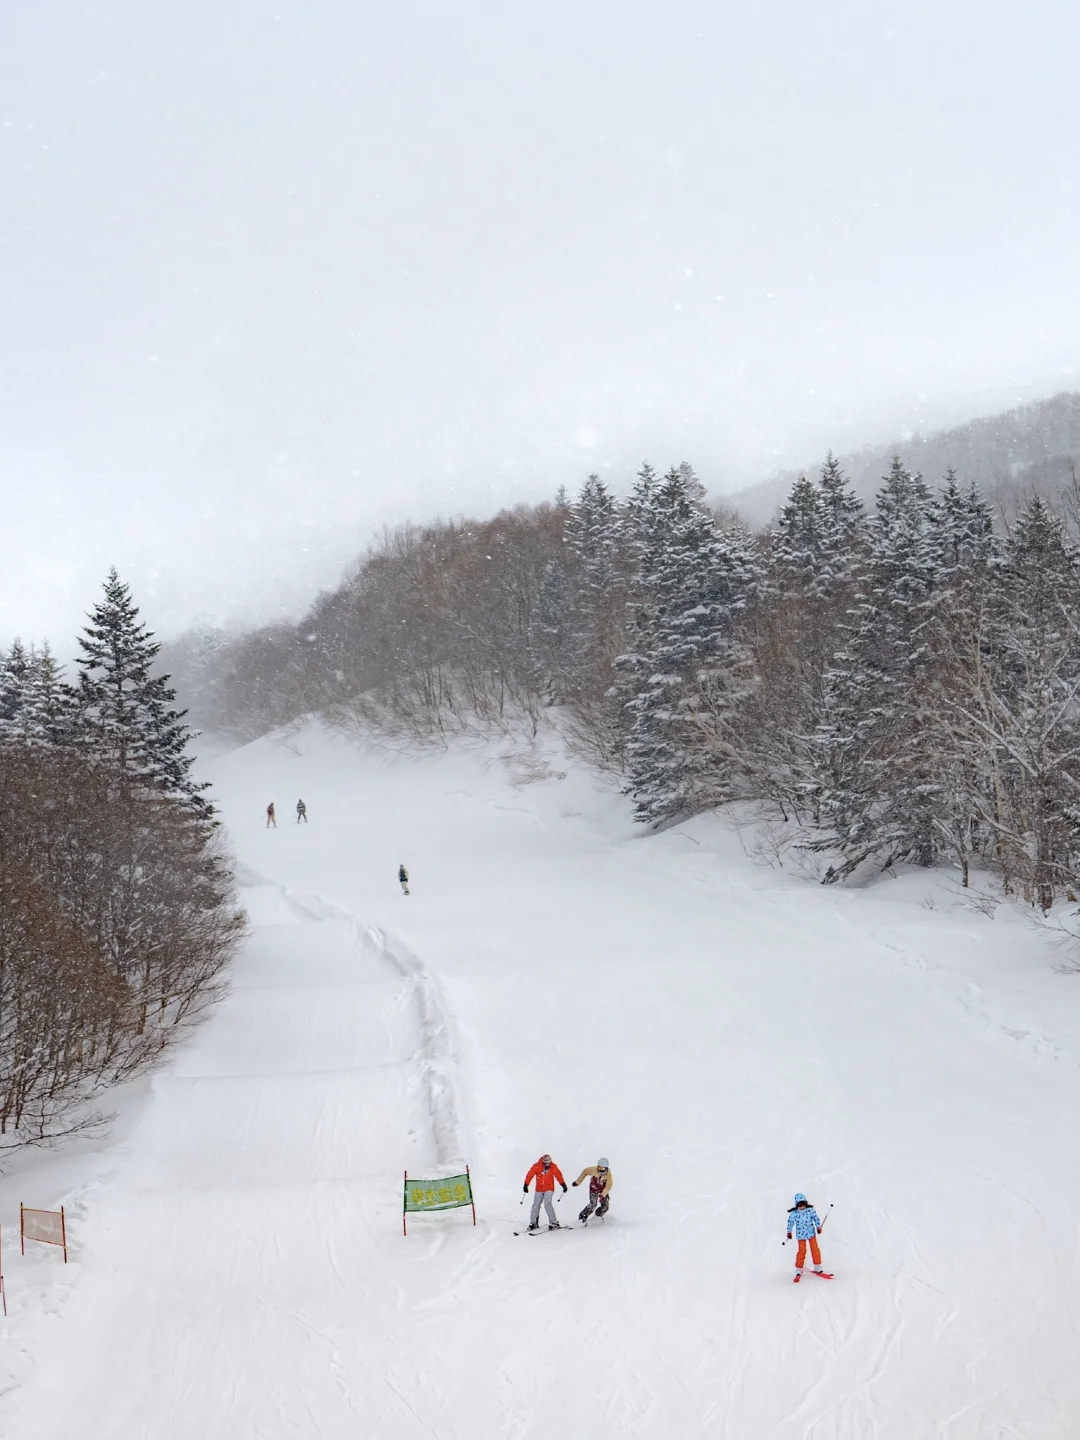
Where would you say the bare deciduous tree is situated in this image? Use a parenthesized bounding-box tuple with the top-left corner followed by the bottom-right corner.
(0, 745, 244, 1155)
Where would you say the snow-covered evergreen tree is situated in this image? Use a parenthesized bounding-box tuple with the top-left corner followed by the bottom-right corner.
(22, 644, 74, 748)
(561, 474, 621, 697)
(813, 459, 940, 877)
(770, 457, 866, 602)
(0, 640, 31, 742)
(566, 474, 619, 598)
(73, 569, 212, 816)
(619, 463, 659, 549)
(1000, 494, 1075, 626)
(737, 459, 867, 824)
(676, 460, 708, 506)
(771, 475, 826, 597)
(815, 453, 866, 594)
(617, 467, 760, 824)
(910, 472, 1002, 880)
(984, 496, 1080, 906)
(934, 470, 997, 572)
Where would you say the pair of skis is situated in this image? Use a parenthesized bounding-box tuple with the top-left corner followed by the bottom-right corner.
(513, 1217, 603, 1236)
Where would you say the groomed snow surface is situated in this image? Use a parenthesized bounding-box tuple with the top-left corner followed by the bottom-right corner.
(4, 723, 1080, 1438)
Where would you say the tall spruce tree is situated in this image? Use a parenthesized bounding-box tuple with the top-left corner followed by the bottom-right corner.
(617, 466, 759, 824)
(563, 474, 621, 696)
(934, 470, 997, 572)
(915, 472, 1002, 881)
(813, 458, 940, 876)
(620, 462, 660, 549)
(0, 639, 33, 742)
(74, 569, 212, 816)
(744, 467, 858, 822)
(772, 475, 826, 597)
(0, 641, 76, 748)
(986, 496, 1080, 906)
(23, 644, 74, 748)
(566, 474, 620, 597)
(771, 457, 866, 602)
(816, 454, 866, 594)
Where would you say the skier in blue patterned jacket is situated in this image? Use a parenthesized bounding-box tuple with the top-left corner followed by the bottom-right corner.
(786, 1193, 825, 1275)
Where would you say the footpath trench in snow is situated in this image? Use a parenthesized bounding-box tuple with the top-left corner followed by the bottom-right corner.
(4, 723, 1080, 1437)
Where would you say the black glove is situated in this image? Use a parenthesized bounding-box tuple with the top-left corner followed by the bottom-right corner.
(523, 1185, 529, 1194)
(572, 1180, 579, 1187)
(562, 1183, 568, 1193)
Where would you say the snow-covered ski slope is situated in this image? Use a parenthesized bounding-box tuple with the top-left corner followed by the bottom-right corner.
(7, 722, 1080, 1438)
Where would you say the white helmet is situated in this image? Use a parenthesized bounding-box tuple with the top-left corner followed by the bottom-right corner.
(597, 1157, 609, 1169)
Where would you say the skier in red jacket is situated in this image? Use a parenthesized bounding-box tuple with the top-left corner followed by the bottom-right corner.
(523, 1154, 568, 1231)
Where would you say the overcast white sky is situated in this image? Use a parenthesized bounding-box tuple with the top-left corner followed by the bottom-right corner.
(2, 0, 1079, 645)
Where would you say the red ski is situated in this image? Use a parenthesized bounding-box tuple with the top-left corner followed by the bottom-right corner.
(793, 1271, 834, 1282)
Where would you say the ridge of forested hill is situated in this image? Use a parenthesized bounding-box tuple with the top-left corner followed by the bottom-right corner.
(730, 390, 1080, 526)
(160, 455, 1080, 912)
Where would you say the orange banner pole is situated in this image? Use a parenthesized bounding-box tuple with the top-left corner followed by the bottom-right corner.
(60, 1206, 67, 1264)
(403, 1171, 408, 1237)
(467, 1165, 476, 1226)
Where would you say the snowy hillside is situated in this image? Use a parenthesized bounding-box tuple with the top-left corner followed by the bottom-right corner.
(5, 722, 1080, 1437)
(730, 389, 1080, 527)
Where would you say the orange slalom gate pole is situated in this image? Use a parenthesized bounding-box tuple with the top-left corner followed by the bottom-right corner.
(467, 1165, 476, 1226)
(60, 1206, 67, 1264)
(403, 1171, 408, 1237)
(19, 1204, 24, 1257)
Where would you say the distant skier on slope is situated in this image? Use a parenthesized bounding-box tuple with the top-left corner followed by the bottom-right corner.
(786, 1193, 830, 1281)
(296, 799, 308, 823)
(398, 864, 410, 895)
(523, 1153, 567, 1231)
(572, 1158, 612, 1223)
(266, 802, 276, 828)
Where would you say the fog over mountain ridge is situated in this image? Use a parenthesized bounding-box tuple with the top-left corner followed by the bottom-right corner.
(731, 390, 1080, 526)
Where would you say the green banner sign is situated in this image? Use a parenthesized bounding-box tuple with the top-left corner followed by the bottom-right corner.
(404, 1173, 473, 1213)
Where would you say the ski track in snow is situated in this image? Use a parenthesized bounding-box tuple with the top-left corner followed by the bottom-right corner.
(3, 722, 1080, 1436)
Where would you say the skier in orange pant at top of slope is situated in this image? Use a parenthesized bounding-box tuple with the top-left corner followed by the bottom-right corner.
(786, 1193, 832, 1281)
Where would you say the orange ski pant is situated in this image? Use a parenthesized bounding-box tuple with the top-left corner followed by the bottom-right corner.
(795, 1236, 821, 1269)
